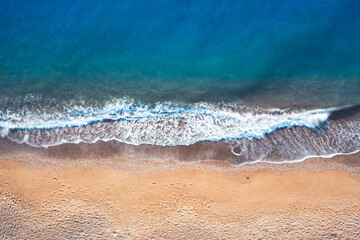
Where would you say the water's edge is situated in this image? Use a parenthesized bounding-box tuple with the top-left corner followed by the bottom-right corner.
(1, 104, 359, 166)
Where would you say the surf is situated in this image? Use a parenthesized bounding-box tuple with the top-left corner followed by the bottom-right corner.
(0, 97, 333, 148)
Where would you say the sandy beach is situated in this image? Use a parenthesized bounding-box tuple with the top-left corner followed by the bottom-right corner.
(1, 153, 360, 239)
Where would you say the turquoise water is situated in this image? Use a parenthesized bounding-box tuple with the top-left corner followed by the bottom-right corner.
(0, 0, 360, 164)
(1, 0, 359, 106)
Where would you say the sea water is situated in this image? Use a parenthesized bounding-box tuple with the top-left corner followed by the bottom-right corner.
(0, 0, 360, 164)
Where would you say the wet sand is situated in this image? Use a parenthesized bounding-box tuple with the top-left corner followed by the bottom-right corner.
(1, 154, 360, 239)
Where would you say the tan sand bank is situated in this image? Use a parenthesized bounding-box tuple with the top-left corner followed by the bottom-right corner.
(1, 158, 360, 239)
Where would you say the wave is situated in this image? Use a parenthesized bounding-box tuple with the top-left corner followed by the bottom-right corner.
(0, 97, 332, 148)
(0, 96, 359, 165)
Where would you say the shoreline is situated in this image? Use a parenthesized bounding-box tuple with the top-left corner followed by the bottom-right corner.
(1, 134, 360, 174)
(1, 137, 360, 174)
(2, 103, 359, 164)
(1, 153, 360, 239)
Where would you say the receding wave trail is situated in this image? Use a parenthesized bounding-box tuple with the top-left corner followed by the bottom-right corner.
(0, 97, 359, 165)
(0, 98, 331, 147)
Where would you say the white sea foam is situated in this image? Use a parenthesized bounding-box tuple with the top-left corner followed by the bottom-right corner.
(231, 149, 360, 167)
(0, 98, 333, 148)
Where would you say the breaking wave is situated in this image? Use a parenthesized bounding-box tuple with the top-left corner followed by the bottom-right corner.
(0, 97, 332, 148)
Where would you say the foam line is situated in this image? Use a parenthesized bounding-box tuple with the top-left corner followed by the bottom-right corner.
(0, 99, 333, 147)
(231, 149, 360, 167)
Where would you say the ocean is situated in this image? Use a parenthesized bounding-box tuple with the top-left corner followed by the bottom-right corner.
(0, 0, 360, 165)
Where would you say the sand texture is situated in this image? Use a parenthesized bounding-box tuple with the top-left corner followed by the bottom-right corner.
(1, 157, 360, 239)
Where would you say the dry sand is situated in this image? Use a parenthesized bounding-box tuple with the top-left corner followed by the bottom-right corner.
(1, 155, 360, 239)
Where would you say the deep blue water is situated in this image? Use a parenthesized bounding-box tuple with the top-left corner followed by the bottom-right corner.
(1, 0, 360, 106)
